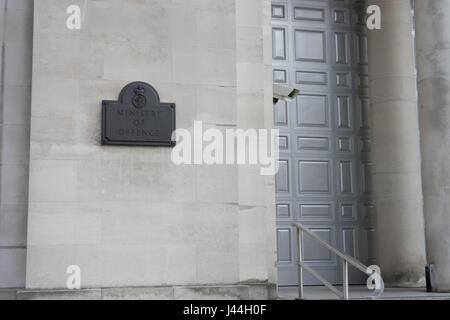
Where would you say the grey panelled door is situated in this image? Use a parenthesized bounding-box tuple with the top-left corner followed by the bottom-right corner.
(272, 0, 375, 286)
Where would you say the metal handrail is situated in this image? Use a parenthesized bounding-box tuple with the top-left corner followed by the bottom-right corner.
(292, 223, 384, 300)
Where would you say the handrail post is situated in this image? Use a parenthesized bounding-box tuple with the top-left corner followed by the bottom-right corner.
(292, 223, 380, 300)
(342, 260, 349, 300)
(296, 227, 304, 299)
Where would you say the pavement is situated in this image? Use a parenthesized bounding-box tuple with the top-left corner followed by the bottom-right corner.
(2, 286, 450, 300)
(278, 285, 450, 300)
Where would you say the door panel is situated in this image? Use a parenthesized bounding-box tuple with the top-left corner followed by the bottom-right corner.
(273, 0, 374, 286)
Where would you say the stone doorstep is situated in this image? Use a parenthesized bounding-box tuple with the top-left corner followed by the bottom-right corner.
(15, 283, 278, 300)
(277, 286, 450, 300)
(16, 288, 102, 300)
(11, 285, 450, 300)
(0, 288, 19, 300)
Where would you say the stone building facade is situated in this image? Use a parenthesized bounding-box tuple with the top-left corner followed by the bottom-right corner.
(0, 0, 449, 299)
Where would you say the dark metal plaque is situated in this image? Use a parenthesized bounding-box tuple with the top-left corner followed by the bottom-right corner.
(102, 82, 176, 146)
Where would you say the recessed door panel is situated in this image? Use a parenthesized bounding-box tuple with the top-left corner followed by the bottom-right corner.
(273, 0, 374, 286)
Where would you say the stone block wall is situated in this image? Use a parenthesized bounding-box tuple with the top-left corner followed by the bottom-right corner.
(25, 0, 276, 291)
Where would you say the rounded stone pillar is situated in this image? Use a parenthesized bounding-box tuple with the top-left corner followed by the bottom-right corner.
(415, 0, 450, 291)
(367, 0, 426, 286)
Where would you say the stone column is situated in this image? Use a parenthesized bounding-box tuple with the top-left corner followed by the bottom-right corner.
(415, 0, 450, 291)
(0, 0, 33, 289)
(367, 0, 426, 286)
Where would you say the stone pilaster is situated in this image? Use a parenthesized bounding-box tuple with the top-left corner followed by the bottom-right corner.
(366, 0, 426, 286)
(415, 0, 450, 292)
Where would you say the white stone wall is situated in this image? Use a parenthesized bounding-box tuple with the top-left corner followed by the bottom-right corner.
(0, 0, 33, 288)
(26, 0, 276, 290)
(236, 0, 277, 284)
